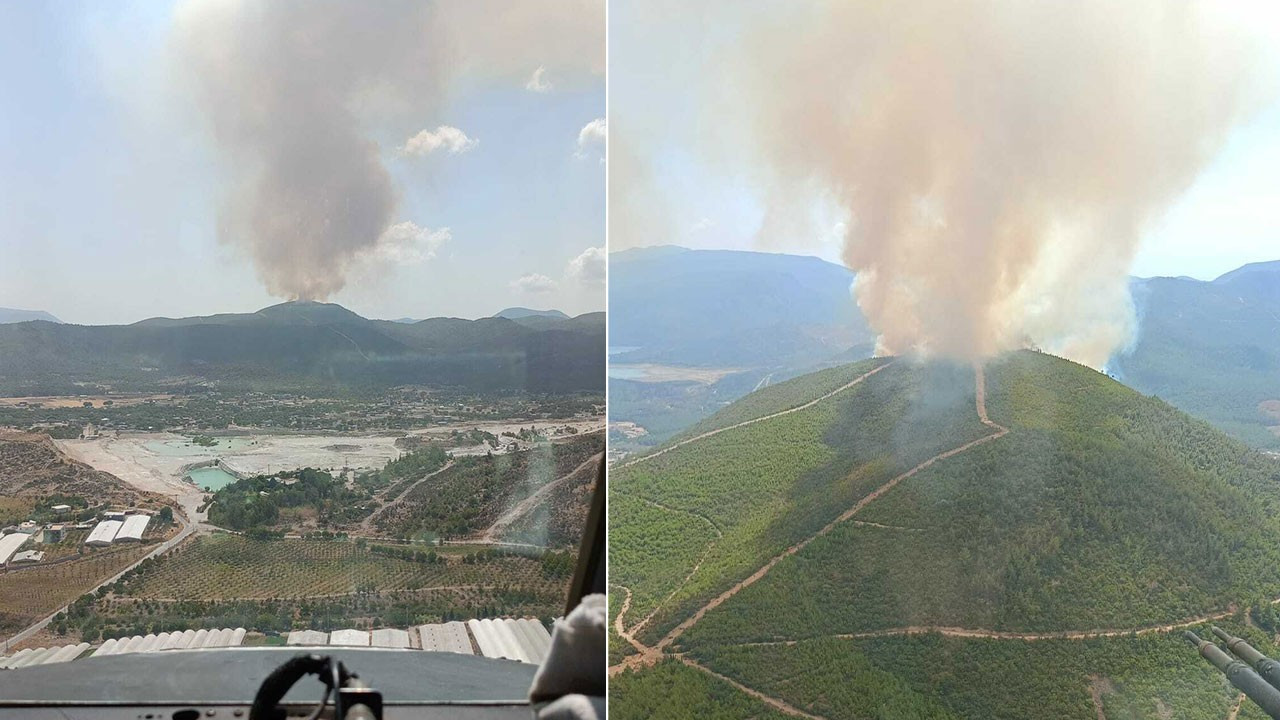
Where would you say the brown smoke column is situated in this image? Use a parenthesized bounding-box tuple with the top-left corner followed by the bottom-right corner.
(722, 0, 1265, 367)
(174, 0, 602, 301)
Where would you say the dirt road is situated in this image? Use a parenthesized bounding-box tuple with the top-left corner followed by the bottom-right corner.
(617, 361, 893, 469)
(480, 453, 602, 542)
(4, 511, 195, 650)
(358, 460, 455, 533)
(609, 364, 1011, 719)
(653, 365, 1006, 652)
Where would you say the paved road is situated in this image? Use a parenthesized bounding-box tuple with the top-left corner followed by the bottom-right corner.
(3, 510, 195, 652)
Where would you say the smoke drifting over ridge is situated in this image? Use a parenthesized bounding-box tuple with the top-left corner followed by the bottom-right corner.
(175, 0, 602, 301)
(716, 1, 1264, 367)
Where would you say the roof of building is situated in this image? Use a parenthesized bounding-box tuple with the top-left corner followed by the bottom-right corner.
(370, 628, 411, 649)
(115, 514, 150, 541)
(465, 618, 550, 664)
(286, 630, 329, 646)
(416, 622, 474, 655)
(85, 520, 122, 545)
(0, 533, 31, 564)
(329, 629, 370, 647)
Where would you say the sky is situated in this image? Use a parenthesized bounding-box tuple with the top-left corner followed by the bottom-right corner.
(609, 0, 1280, 283)
(0, 0, 605, 325)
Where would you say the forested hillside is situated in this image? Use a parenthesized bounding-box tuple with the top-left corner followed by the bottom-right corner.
(610, 351, 1280, 719)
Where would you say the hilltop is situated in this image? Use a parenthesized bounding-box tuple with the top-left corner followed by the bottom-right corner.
(0, 308, 60, 325)
(493, 307, 570, 320)
(610, 351, 1280, 719)
(0, 301, 604, 395)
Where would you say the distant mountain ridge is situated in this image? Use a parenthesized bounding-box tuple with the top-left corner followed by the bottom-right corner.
(1113, 260, 1280, 448)
(493, 307, 570, 320)
(0, 301, 604, 395)
(0, 308, 61, 325)
(609, 246, 872, 367)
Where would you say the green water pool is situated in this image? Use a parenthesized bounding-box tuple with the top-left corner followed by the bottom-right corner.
(186, 466, 240, 491)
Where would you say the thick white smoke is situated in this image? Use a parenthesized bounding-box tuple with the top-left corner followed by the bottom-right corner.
(174, 0, 602, 300)
(620, 0, 1266, 367)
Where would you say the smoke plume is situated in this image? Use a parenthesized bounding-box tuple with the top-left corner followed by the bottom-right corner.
(718, 0, 1265, 366)
(174, 0, 602, 300)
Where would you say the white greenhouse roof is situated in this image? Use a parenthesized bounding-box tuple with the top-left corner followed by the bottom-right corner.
(329, 629, 370, 647)
(115, 514, 150, 541)
(416, 622, 473, 655)
(370, 628, 410, 649)
(0, 533, 30, 564)
(287, 630, 329, 646)
(85, 520, 122, 546)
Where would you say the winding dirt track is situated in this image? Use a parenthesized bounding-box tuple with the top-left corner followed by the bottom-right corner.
(481, 453, 602, 542)
(651, 364, 1007, 654)
(609, 364, 1013, 716)
(727, 607, 1240, 646)
(616, 361, 893, 470)
(612, 363, 1273, 717)
(1227, 692, 1245, 720)
(614, 492, 725, 636)
(358, 460, 455, 533)
(677, 655, 824, 719)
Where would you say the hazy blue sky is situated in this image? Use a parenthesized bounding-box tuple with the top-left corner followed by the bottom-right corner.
(0, 0, 604, 325)
(610, 0, 1280, 283)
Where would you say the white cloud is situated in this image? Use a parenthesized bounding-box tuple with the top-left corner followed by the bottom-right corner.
(525, 66, 552, 93)
(399, 126, 478, 156)
(690, 217, 715, 233)
(566, 246, 605, 285)
(510, 273, 558, 295)
(575, 117, 606, 160)
(372, 221, 451, 264)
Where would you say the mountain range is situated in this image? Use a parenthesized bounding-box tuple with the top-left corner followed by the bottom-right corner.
(0, 301, 604, 395)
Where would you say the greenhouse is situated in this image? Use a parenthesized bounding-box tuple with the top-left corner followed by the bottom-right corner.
(416, 622, 474, 655)
(115, 514, 150, 542)
(0, 532, 31, 564)
(85, 520, 122, 546)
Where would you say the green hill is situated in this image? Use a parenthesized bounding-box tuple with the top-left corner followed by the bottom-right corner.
(610, 351, 1280, 719)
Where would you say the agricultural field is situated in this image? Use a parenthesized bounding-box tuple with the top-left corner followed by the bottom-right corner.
(0, 543, 153, 634)
(58, 584, 561, 643)
(115, 535, 567, 601)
